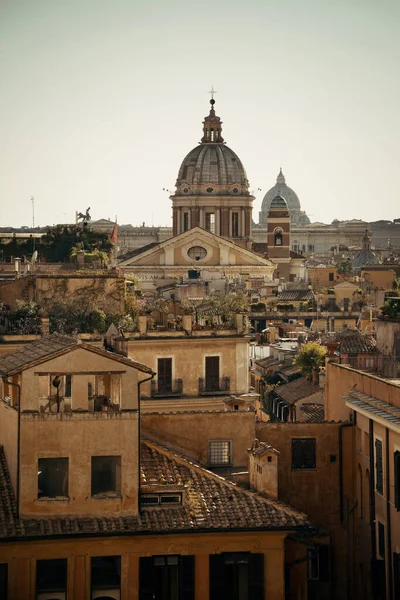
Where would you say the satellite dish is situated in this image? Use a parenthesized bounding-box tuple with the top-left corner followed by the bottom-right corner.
(31, 250, 38, 265)
(23, 250, 38, 275)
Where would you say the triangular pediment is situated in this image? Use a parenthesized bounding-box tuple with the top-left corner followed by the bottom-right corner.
(118, 227, 276, 268)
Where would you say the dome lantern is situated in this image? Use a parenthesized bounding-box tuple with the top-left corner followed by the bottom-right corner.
(201, 99, 225, 144)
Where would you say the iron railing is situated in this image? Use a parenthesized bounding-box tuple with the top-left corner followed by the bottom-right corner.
(198, 376, 230, 395)
(151, 379, 183, 398)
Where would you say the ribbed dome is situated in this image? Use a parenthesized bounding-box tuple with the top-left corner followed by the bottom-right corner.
(176, 144, 249, 195)
(174, 99, 250, 197)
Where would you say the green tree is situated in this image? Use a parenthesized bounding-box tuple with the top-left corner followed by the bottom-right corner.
(41, 225, 113, 262)
(336, 259, 352, 277)
(294, 342, 327, 381)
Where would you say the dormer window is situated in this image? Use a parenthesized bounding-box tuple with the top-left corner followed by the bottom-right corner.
(141, 492, 182, 507)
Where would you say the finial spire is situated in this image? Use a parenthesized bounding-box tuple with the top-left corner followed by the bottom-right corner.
(201, 88, 224, 144)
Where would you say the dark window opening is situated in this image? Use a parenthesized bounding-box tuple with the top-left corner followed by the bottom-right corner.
(183, 212, 189, 232)
(205, 356, 219, 391)
(210, 553, 264, 600)
(140, 555, 194, 600)
(307, 545, 330, 582)
(158, 358, 172, 394)
(36, 558, 67, 598)
(330, 454, 337, 463)
(274, 229, 283, 246)
(375, 439, 383, 494)
(91, 556, 121, 598)
(292, 438, 316, 470)
(38, 458, 68, 498)
(91, 456, 121, 497)
(208, 441, 231, 466)
(329, 272, 334, 282)
(232, 213, 239, 237)
(0, 564, 7, 600)
(378, 521, 385, 558)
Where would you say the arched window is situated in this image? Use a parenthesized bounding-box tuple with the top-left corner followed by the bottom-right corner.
(274, 228, 283, 246)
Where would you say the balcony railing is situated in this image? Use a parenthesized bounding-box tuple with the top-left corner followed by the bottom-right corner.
(198, 377, 230, 395)
(151, 379, 183, 398)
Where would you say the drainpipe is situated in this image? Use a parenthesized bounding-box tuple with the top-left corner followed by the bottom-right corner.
(339, 415, 355, 600)
(137, 372, 155, 503)
(386, 427, 393, 600)
(2, 377, 21, 520)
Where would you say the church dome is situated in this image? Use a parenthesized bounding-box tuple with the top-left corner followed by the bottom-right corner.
(174, 99, 250, 197)
(260, 169, 309, 225)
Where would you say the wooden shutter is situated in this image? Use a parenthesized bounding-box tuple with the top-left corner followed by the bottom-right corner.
(249, 553, 264, 600)
(393, 553, 400, 598)
(181, 555, 195, 600)
(139, 557, 154, 600)
(394, 451, 400, 510)
(375, 439, 383, 493)
(158, 358, 172, 386)
(209, 554, 225, 600)
(205, 356, 219, 390)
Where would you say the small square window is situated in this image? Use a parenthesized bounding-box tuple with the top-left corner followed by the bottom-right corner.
(208, 441, 231, 466)
(91, 556, 120, 597)
(38, 458, 68, 498)
(91, 456, 121, 497)
(330, 455, 337, 463)
(267, 456, 272, 463)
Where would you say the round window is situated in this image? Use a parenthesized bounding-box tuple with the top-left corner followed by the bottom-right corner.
(183, 187, 189, 193)
(232, 187, 239, 193)
(206, 187, 213, 193)
(188, 246, 207, 261)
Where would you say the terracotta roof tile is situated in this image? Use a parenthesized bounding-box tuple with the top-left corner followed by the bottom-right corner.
(275, 377, 320, 405)
(276, 290, 314, 302)
(299, 403, 325, 423)
(0, 441, 311, 540)
(0, 333, 76, 376)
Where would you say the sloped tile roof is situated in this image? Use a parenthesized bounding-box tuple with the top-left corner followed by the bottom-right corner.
(338, 333, 376, 354)
(0, 334, 154, 375)
(0, 334, 76, 376)
(299, 403, 325, 423)
(276, 290, 314, 302)
(0, 441, 311, 540)
(275, 377, 320, 405)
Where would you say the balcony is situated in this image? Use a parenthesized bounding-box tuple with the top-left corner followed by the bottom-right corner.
(151, 379, 183, 398)
(38, 395, 121, 413)
(198, 377, 230, 395)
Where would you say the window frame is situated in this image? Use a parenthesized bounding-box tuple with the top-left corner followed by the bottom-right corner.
(91, 455, 121, 498)
(37, 457, 69, 499)
(292, 438, 316, 470)
(208, 440, 232, 467)
(375, 438, 384, 495)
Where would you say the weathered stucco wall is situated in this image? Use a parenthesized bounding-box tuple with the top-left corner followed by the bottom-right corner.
(0, 531, 288, 600)
(127, 337, 248, 397)
(142, 411, 255, 467)
(19, 412, 139, 517)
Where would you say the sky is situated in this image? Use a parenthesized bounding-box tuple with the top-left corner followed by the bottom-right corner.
(1, 0, 399, 229)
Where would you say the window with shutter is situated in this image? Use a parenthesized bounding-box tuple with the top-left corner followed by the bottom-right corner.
(139, 555, 194, 600)
(375, 439, 383, 494)
(0, 564, 6, 600)
(394, 451, 400, 510)
(209, 553, 264, 600)
(292, 438, 316, 470)
(378, 522, 385, 559)
(393, 553, 400, 594)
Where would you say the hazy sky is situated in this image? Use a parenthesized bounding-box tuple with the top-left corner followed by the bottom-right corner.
(1, 0, 399, 228)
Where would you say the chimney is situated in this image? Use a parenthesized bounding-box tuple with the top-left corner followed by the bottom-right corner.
(14, 257, 21, 279)
(248, 439, 279, 500)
